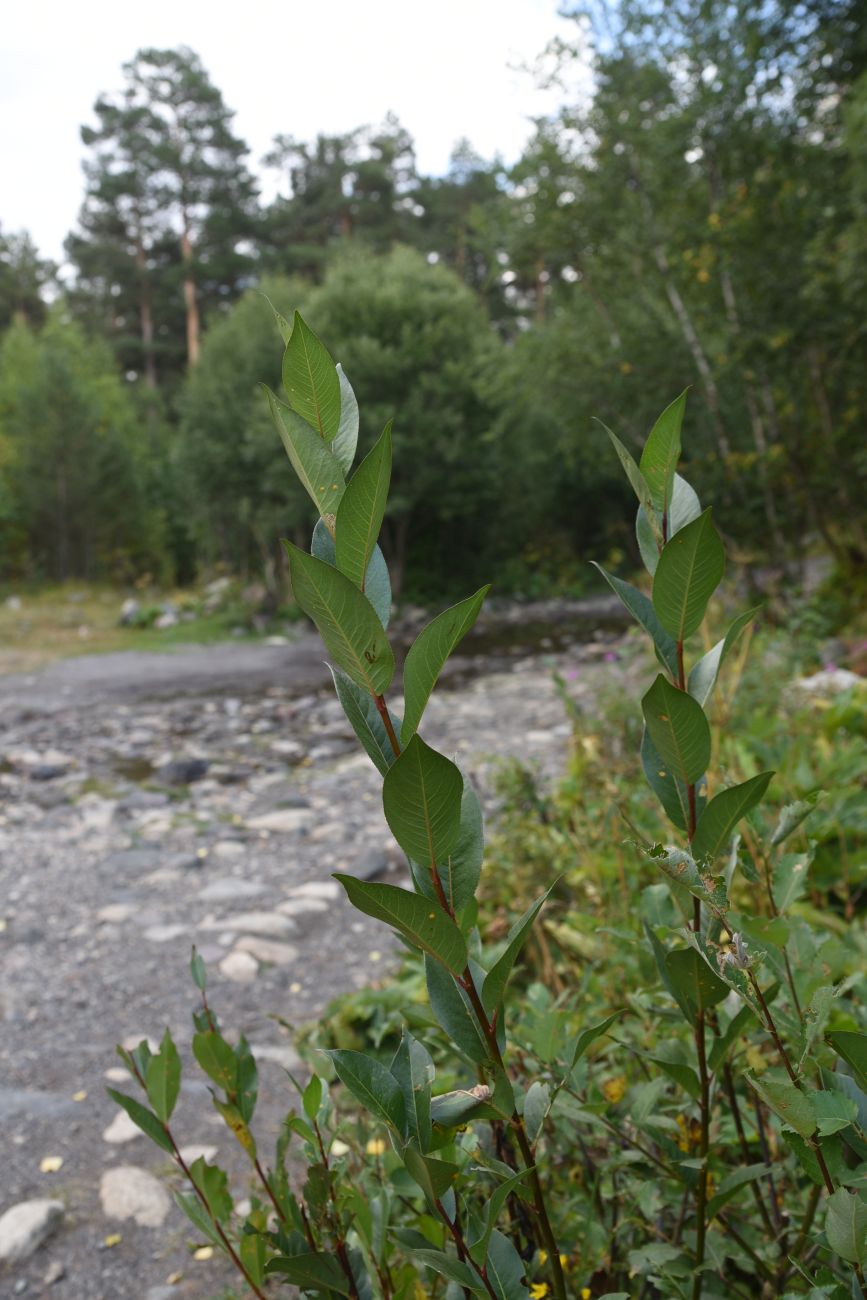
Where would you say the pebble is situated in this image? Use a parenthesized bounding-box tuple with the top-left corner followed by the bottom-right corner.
(276, 897, 329, 917)
(287, 880, 339, 901)
(97, 903, 135, 924)
(143, 924, 188, 943)
(0, 1199, 64, 1262)
(198, 878, 266, 902)
(102, 1110, 143, 1144)
(43, 1260, 65, 1284)
(178, 1144, 218, 1165)
(234, 935, 298, 966)
(247, 808, 311, 833)
(199, 911, 294, 937)
(219, 950, 259, 982)
(100, 1166, 171, 1227)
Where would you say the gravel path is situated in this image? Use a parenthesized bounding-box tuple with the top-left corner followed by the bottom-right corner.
(0, 622, 634, 1299)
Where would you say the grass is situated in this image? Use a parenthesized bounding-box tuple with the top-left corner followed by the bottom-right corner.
(0, 583, 290, 675)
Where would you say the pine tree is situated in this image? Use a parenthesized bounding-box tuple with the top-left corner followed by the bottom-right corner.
(66, 46, 259, 384)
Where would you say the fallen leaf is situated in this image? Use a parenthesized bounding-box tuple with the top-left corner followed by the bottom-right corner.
(193, 1246, 214, 1261)
(40, 1156, 63, 1173)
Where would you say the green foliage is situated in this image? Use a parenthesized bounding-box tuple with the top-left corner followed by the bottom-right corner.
(113, 325, 866, 1300)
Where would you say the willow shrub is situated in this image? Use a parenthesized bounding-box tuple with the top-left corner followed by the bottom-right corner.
(111, 313, 867, 1299)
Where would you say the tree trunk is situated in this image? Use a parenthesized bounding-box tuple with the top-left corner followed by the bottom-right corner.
(135, 236, 158, 390)
(180, 220, 201, 368)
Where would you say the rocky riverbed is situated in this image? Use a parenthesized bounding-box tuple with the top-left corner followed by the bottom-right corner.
(0, 613, 638, 1299)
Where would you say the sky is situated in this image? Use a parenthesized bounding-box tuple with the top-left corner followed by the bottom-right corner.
(3, 0, 584, 267)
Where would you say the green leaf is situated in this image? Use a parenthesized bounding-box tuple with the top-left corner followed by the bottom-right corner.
(302, 1075, 323, 1123)
(523, 1081, 550, 1143)
(391, 1032, 434, 1151)
(813, 1090, 858, 1137)
(312, 518, 391, 628)
(692, 772, 774, 862)
(425, 956, 489, 1064)
(212, 1098, 257, 1160)
(469, 1168, 534, 1265)
(262, 292, 293, 345)
(265, 386, 345, 519)
(403, 1147, 460, 1201)
(145, 1028, 181, 1123)
(413, 1248, 486, 1293)
(640, 390, 686, 517)
(332, 363, 359, 473)
(443, 779, 484, 916)
(642, 675, 710, 784)
(688, 605, 759, 709)
(650, 844, 726, 910)
(328, 665, 398, 776)
(106, 1089, 172, 1153)
(652, 508, 725, 641)
(644, 1050, 700, 1099)
(825, 1188, 867, 1265)
(174, 1190, 222, 1248)
(773, 850, 812, 913)
(431, 1086, 492, 1128)
(564, 1012, 622, 1077)
(482, 887, 553, 1015)
(282, 311, 341, 440)
(382, 734, 463, 867)
(708, 1004, 757, 1072)
(284, 542, 394, 695)
(827, 1032, 867, 1091)
(192, 1031, 237, 1094)
(190, 947, 206, 992)
(641, 725, 689, 831)
(239, 1231, 266, 1287)
(771, 792, 824, 846)
(601, 421, 661, 542)
(707, 1164, 772, 1219)
(326, 1049, 407, 1135)
(235, 1036, 258, 1124)
(266, 1250, 352, 1293)
(591, 564, 678, 678)
(745, 1073, 816, 1138)
(664, 948, 729, 1026)
(188, 1155, 233, 1223)
(335, 875, 467, 975)
(637, 473, 701, 575)
(335, 423, 392, 591)
(486, 1229, 531, 1300)
(401, 588, 489, 744)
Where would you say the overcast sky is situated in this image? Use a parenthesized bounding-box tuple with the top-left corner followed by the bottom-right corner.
(3, 0, 583, 266)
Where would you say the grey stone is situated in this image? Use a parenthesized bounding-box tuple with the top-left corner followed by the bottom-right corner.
(0, 1200, 64, 1262)
(156, 757, 209, 785)
(100, 1166, 170, 1227)
(118, 598, 141, 626)
(102, 1110, 143, 1144)
(250, 1043, 302, 1071)
(199, 877, 266, 902)
(43, 1260, 65, 1284)
(287, 881, 339, 901)
(219, 950, 259, 982)
(0, 1087, 75, 1121)
(200, 911, 294, 937)
(234, 935, 298, 966)
(247, 808, 310, 834)
(100, 848, 163, 875)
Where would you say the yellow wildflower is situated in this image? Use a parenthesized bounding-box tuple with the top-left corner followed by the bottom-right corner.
(365, 1137, 386, 1157)
(530, 1286, 549, 1299)
(602, 1075, 626, 1104)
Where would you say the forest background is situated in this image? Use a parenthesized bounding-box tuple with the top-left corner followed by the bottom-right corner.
(2, 0, 866, 608)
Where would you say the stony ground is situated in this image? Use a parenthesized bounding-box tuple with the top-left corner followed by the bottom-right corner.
(0, 612, 634, 1300)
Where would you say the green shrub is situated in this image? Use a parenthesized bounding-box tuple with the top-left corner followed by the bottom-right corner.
(111, 315, 867, 1299)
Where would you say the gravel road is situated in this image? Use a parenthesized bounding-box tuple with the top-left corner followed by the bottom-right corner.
(0, 614, 634, 1299)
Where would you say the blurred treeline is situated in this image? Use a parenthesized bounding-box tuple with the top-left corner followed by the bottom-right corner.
(1, 0, 866, 600)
